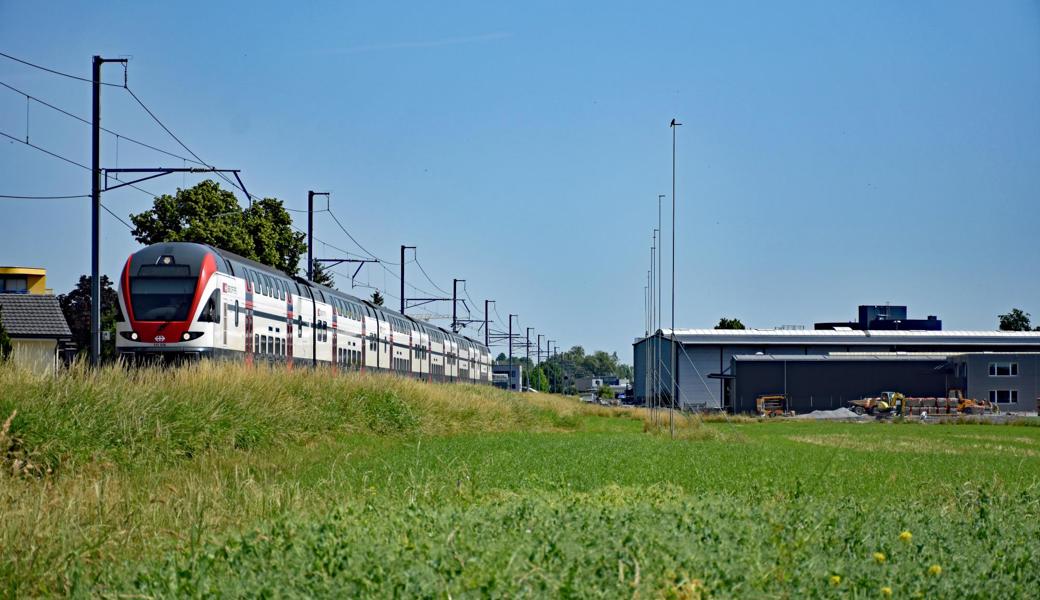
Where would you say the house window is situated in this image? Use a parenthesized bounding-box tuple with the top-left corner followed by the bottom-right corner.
(988, 362, 1019, 377)
(1, 277, 28, 293)
(989, 390, 1019, 404)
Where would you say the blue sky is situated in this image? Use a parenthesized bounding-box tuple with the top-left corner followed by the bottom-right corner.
(1, 1, 1038, 360)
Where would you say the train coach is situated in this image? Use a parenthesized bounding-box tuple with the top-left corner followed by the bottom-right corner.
(115, 242, 492, 383)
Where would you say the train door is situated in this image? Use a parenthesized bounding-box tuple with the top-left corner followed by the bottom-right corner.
(245, 272, 255, 366)
(331, 302, 339, 373)
(286, 282, 295, 369)
(298, 284, 314, 367)
(379, 312, 391, 372)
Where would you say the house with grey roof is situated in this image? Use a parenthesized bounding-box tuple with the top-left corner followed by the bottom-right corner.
(0, 294, 72, 373)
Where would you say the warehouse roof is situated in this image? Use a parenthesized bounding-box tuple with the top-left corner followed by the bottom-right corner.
(732, 353, 950, 362)
(0, 294, 72, 339)
(642, 328, 1040, 346)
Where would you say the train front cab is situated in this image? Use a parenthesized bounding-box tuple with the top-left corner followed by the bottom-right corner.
(116, 243, 235, 361)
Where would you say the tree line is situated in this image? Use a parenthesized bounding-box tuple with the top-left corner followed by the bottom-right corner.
(495, 346, 633, 395)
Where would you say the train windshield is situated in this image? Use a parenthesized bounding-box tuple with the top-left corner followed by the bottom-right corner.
(130, 277, 197, 321)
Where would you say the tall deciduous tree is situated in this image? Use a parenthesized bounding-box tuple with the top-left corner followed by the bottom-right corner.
(58, 275, 121, 360)
(715, 317, 746, 330)
(998, 309, 1032, 331)
(129, 180, 306, 275)
(529, 366, 549, 392)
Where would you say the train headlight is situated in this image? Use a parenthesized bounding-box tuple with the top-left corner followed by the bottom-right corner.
(182, 332, 191, 341)
(130, 332, 139, 341)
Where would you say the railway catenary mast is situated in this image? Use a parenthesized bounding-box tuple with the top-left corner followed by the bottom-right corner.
(115, 242, 492, 384)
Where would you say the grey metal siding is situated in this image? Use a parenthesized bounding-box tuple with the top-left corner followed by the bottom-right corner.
(964, 354, 1040, 413)
(676, 346, 721, 409)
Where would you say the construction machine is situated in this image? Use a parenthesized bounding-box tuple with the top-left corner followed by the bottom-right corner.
(849, 391, 905, 416)
(946, 390, 998, 415)
(755, 394, 789, 417)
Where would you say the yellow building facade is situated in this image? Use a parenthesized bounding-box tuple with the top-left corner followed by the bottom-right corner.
(0, 266, 49, 294)
(0, 267, 70, 374)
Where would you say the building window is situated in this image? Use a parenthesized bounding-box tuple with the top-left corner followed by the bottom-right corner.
(989, 390, 1018, 404)
(1, 277, 28, 293)
(988, 362, 1019, 377)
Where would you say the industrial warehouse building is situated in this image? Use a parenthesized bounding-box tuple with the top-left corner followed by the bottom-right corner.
(633, 306, 1040, 413)
(726, 353, 1040, 414)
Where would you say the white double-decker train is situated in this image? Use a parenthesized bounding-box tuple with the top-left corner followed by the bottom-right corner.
(115, 242, 492, 383)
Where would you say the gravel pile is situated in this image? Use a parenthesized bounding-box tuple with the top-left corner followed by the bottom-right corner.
(791, 407, 866, 420)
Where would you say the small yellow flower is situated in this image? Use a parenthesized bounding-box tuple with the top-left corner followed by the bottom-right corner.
(830, 575, 842, 586)
(928, 564, 942, 576)
(881, 586, 893, 597)
(899, 530, 913, 543)
(873, 552, 886, 564)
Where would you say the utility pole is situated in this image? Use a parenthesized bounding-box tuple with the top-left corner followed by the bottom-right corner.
(645, 279, 650, 408)
(508, 314, 516, 390)
(648, 232, 657, 415)
(547, 339, 556, 393)
(306, 191, 329, 281)
(536, 333, 543, 363)
(525, 327, 533, 388)
(669, 118, 682, 437)
(399, 245, 415, 314)
(656, 194, 664, 423)
(90, 55, 127, 367)
(484, 300, 494, 347)
(452, 279, 465, 333)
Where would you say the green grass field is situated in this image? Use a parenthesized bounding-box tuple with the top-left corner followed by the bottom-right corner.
(2, 364, 1038, 598)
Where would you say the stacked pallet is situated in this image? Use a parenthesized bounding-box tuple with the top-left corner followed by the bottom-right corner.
(904, 397, 960, 416)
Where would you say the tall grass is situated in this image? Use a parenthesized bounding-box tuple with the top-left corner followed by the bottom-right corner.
(0, 361, 601, 477)
(0, 362, 607, 596)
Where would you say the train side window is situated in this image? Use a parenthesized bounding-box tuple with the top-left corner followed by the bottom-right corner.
(254, 333, 259, 352)
(199, 289, 221, 323)
(234, 300, 240, 327)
